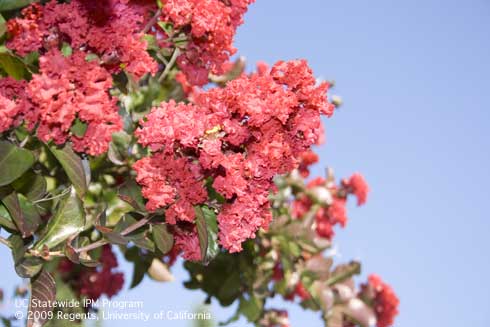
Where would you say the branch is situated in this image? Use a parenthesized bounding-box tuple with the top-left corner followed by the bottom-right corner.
(75, 215, 155, 254)
(141, 8, 161, 34)
(158, 47, 180, 82)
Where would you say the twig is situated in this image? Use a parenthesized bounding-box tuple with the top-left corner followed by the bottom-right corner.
(142, 8, 161, 34)
(302, 204, 321, 228)
(158, 47, 180, 82)
(75, 215, 155, 254)
(0, 236, 11, 249)
(33, 188, 71, 204)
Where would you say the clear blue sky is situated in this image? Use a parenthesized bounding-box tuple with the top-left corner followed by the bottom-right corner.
(1, 1, 489, 326)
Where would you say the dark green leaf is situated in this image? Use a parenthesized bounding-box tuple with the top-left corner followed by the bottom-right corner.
(8, 234, 43, 278)
(195, 205, 219, 264)
(8, 234, 25, 264)
(1, 190, 37, 237)
(0, 0, 35, 11)
(48, 144, 88, 198)
(118, 180, 146, 213)
(106, 232, 129, 245)
(124, 247, 152, 289)
(18, 194, 41, 235)
(34, 188, 85, 250)
(113, 214, 154, 251)
(27, 270, 56, 327)
(0, 141, 35, 187)
(152, 224, 173, 254)
(15, 256, 43, 278)
(0, 47, 28, 79)
(12, 171, 47, 201)
(238, 295, 263, 322)
(0, 203, 17, 231)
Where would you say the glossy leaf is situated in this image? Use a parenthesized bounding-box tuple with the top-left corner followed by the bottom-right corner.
(2, 191, 32, 238)
(107, 131, 131, 165)
(34, 188, 85, 250)
(18, 194, 41, 235)
(48, 144, 88, 198)
(195, 205, 219, 265)
(0, 141, 35, 187)
(8, 234, 43, 278)
(118, 180, 146, 213)
(152, 224, 173, 254)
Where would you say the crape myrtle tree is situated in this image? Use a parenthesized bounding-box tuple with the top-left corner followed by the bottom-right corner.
(0, 0, 399, 326)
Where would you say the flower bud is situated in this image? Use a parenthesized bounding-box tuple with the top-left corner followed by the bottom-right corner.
(310, 186, 333, 205)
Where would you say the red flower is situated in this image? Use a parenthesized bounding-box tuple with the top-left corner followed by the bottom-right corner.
(368, 274, 399, 327)
(294, 282, 311, 301)
(27, 49, 122, 155)
(344, 173, 369, 206)
(57, 245, 125, 301)
(161, 0, 255, 85)
(134, 60, 334, 254)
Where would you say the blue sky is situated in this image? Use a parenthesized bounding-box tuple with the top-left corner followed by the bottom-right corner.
(1, 1, 490, 326)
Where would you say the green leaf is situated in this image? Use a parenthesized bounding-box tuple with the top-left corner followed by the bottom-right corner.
(1, 190, 39, 237)
(0, 203, 16, 231)
(85, 53, 99, 62)
(12, 171, 47, 201)
(107, 131, 131, 165)
(27, 270, 56, 327)
(238, 295, 263, 322)
(69, 118, 87, 137)
(15, 256, 43, 278)
(48, 144, 88, 198)
(118, 180, 146, 213)
(34, 188, 85, 250)
(18, 194, 41, 235)
(9, 234, 43, 278)
(195, 205, 219, 265)
(326, 261, 361, 286)
(0, 14, 5, 38)
(152, 224, 173, 254)
(60, 42, 72, 57)
(0, 0, 35, 11)
(0, 141, 35, 187)
(0, 48, 27, 79)
(124, 247, 152, 289)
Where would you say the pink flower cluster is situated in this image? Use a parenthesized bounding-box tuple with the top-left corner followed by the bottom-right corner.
(365, 274, 400, 327)
(58, 245, 125, 301)
(0, 49, 122, 155)
(0, 78, 32, 133)
(293, 172, 369, 240)
(134, 60, 334, 255)
(29, 49, 123, 155)
(7, 0, 157, 79)
(160, 0, 255, 85)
